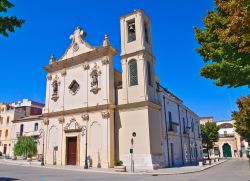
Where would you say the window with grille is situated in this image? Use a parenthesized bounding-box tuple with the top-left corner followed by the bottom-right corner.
(69, 80, 80, 95)
(127, 19, 136, 43)
(128, 59, 138, 86)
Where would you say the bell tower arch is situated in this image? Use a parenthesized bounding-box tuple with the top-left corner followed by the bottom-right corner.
(120, 10, 157, 104)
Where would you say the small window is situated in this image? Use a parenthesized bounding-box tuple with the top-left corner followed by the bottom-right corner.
(127, 19, 136, 43)
(144, 22, 149, 43)
(34, 123, 38, 131)
(168, 111, 173, 131)
(183, 118, 186, 133)
(5, 130, 8, 137)
(191, 119, 194, 132)
(147, 61, 152, 86)
(6, 116, 9, 125)
(128, 59, 138, 86)
(20, 124, 24, 136)
(0, 130, 2, 137)
(69, 80, 80, 95)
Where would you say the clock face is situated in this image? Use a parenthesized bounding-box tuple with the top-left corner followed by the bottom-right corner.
(73, 43, 79, 52)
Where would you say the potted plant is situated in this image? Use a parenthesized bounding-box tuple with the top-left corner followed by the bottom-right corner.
(13, 136, 37, 162)
(114, 160, 126, 172)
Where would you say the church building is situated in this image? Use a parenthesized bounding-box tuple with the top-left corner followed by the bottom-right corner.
(43, 10, 202, 170)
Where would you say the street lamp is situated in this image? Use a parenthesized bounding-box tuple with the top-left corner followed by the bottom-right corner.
(39, 129, 45, 166)
(81, 125, 88, 169)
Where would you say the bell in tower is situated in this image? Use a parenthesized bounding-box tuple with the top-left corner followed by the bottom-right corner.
(119, 10, 156, 104)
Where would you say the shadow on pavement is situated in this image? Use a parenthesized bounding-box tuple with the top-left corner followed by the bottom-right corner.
(0, 178, 20, 181)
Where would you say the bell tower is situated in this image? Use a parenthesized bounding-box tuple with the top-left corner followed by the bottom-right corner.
(120, 10, 157, 104)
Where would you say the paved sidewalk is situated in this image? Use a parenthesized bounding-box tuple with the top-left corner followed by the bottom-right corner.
(0, 158, 228, 175)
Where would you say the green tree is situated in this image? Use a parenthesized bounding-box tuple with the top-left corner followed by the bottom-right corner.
(13, 136, 37, 158)
(0, 0, 25, 37)
(233, 95, 250, 142)
(195, 0, 250, 88)
(201, 121, 219, 159)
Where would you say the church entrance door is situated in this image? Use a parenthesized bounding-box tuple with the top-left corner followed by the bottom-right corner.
(223, 143, 232, 157)
(66, 137, 77, 165)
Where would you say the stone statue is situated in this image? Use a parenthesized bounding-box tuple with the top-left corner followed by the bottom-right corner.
(91, 71, 98, 88)
(52, 81, 58, 95)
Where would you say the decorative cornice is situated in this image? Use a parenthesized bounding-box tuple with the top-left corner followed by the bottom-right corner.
(44, 46, 118, 73)
(101, 111, 110, 119)
(117, 101, 161, 110)
(42, 104, 116, 117)
(43, 118, 49, 125)
(42, 101, 160, 118)
(81, 113, 89, 121)
(120, 49, 154, 62)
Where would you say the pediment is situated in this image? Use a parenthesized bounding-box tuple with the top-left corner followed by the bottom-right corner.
(59, 27, 95, 61)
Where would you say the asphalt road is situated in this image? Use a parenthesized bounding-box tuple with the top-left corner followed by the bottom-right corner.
(0, 159, 249, 181)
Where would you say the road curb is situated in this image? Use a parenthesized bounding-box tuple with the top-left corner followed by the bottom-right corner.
(0, 159, 228, 175)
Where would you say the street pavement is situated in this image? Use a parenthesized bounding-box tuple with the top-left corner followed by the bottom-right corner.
(0, 159, 249, 181)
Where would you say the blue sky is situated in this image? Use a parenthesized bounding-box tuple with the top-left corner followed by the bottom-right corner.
(0, 0, 249, 120)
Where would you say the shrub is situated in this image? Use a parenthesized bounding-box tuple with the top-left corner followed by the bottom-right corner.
(114, 160, 123, 166)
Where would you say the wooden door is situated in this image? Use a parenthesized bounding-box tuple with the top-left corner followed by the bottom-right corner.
(3, 144, 7, 154)
(66, 137, 77, 165)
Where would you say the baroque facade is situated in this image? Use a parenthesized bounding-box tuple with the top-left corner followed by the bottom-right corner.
(43, 10, 202, 170)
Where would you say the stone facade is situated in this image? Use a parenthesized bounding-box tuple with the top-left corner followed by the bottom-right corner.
(43, 10, 202, 170)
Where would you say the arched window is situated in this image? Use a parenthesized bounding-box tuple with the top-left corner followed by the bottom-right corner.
(20, 124, 24, 136)
(128, 59, 138, 86)
(34, 123, 38, 131)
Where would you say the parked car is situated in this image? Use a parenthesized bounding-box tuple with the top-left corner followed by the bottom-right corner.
(247, 147, 250, 158)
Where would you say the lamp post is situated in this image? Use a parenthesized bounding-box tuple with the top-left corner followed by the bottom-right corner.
(81, 125, 88, 169)
(39, 129, 45, 166)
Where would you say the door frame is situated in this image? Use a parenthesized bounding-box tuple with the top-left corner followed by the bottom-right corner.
(65, 134, 80, 166)
(222, 143, 232, 157)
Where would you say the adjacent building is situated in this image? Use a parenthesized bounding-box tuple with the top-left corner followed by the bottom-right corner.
(200, 117, 249, 158)
(0, 99, 44, 157)
(42, 10, 202, 170)
(12, 115, 44, 159)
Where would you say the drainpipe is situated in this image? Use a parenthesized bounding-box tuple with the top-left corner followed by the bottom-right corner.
(185, 110, 191, 163)
(163, 96, 170, 167)
(177, 105, 184, 165)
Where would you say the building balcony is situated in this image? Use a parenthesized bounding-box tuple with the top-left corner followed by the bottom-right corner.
(168, 123, 178, 135)
(219, 133, 234, 138)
